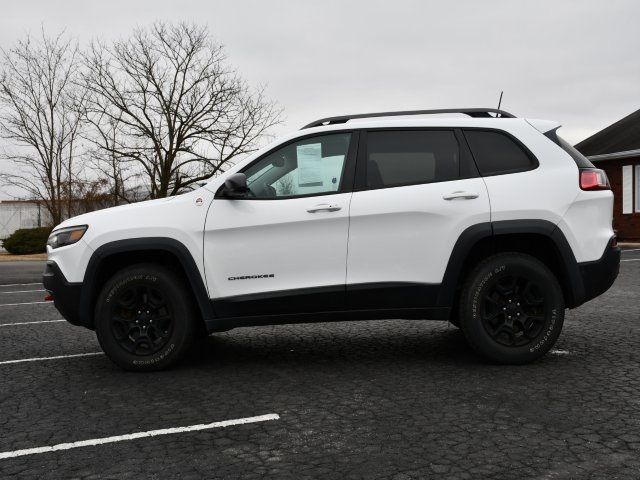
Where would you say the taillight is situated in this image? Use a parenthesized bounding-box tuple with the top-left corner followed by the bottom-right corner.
(580, 168, 610, 191)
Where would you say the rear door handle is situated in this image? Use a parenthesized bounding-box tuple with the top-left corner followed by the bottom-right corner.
(307, 203, 342, 213)
(443, 191, 479, 200)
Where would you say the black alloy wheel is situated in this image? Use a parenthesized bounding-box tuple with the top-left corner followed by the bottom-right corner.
(109, 284, 175, 356)
(480, 274, 547, 347)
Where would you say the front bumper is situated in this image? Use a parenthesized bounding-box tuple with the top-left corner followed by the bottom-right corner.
(42, 261, 84, 327)
(577, 238, 620, 304)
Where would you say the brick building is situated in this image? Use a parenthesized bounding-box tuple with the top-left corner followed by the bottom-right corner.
(575, 109, 640, 241)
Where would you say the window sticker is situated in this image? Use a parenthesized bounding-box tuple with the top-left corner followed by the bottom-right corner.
(297, 143, 323, 187)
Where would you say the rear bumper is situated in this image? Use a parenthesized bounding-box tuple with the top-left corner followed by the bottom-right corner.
(577, 237, 620, 304)
(42, 261, 85, 328)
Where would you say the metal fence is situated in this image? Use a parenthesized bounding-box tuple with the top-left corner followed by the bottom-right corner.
(0, 202, 52, 250)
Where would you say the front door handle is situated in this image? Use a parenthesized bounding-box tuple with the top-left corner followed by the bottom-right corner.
(307, 204, 342, 213)
(443, 191, 479, 200)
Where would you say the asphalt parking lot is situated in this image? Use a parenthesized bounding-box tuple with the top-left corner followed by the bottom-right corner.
(0, 251, 639, 479)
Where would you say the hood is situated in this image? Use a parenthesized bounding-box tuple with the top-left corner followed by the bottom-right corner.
(53, 196, 179, 231)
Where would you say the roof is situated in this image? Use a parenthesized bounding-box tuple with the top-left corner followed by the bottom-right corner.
(286, 117, 534, 143)
(575, 108, 640, 157)
(302, 108, 515, 129)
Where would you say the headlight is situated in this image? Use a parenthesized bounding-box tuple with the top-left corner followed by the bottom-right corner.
(47, 225, 88, 249)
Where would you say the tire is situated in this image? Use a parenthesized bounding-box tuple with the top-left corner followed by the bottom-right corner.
(459, 253, 565, 364)
(448, 314, 461, 328)
(95, 264, 198, 371)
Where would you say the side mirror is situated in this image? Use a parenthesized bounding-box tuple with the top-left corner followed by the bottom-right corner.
(223, 173, 248, 198)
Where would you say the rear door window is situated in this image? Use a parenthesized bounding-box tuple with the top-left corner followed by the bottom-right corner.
(365, 130, 462, 188)
(464, 130, 536, 176)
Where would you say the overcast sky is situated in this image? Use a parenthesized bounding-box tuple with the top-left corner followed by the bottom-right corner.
(1, 0, 639, 198)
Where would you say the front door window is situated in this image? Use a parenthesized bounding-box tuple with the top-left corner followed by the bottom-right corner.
(243, 133, 351, 198)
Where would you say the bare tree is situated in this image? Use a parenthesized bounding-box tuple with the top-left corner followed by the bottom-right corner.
(0, 30, 86, 225)
(86, 112, 139, 206)
(83, 22, 282, 199)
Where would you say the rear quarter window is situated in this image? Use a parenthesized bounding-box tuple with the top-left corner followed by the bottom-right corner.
(544, 130, 595, 168)
(464, 130, 536, 176)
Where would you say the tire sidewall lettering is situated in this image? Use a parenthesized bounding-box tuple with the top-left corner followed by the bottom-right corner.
(132, 343, 176, 366)
(105, 274, 159, 304)
(471, 264, 506, 320)
(529, 308, 557, 353)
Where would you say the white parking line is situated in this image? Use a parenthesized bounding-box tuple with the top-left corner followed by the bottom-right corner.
(0, 352, 102, 365)
(0, 289, 45, 294)
(0, 301, 52, 307)
(0, 282, 42, 287)
(622, 248, 640, 252)
(0, 319, 65, 327)
(0, 413, 280, 460)
(621, 259, 640, 262)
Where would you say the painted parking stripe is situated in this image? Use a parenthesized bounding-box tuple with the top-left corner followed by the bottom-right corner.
(0, 413, 280, 460)
(622, 248, 640, 252)
(621, 259, 640, 262)
(0, 289, 45, 294)
(0, 282, 42, 287)
(0, 319, 65, 327)
(0, 301, 52, 307)
(0, 352, 103, 365)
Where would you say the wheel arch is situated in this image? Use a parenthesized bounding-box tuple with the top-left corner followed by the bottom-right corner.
(440, 220, 586, 310)
(80, 238, 214, 329)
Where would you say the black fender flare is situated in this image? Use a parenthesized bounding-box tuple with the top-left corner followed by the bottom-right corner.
(438, 220, 585, 308)
(79, 237, 215, 327)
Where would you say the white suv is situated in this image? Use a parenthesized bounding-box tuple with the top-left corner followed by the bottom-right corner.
(43, 108, 621, 371)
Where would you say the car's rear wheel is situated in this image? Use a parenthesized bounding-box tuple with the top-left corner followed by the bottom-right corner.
(459, 253, 565, 364)
(95, 264, 197, 371)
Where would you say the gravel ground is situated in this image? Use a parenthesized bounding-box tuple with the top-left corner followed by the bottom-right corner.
(0, 250, 638, 479)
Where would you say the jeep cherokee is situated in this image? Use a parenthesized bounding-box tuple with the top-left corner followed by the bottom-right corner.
(43, 108, 621, 371)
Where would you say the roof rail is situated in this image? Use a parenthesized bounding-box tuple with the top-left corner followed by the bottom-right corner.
(301, 108, 516, 129)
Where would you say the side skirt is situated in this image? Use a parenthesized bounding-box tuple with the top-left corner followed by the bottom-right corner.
(207, 282, 448, 332)
(205, 307, 451, 333)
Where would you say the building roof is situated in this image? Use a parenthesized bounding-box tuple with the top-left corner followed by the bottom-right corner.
(575, 108, 640, 157)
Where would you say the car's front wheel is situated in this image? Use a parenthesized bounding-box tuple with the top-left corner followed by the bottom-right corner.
(459, 253, 565, 364)
(95, 264, 197, 371)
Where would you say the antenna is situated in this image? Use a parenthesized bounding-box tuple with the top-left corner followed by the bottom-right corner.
(496, 91, 504, 116)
